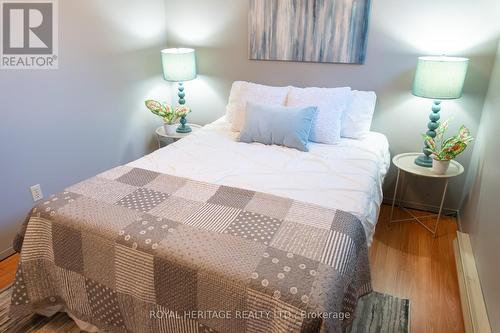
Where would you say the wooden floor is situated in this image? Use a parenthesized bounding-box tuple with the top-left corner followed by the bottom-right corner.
(0, 204, 464, 332)
(0, 252, 18, 290)
(371, 205, 464, 332)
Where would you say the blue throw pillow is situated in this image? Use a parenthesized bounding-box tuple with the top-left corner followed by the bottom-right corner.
(239, 102, 318, 152)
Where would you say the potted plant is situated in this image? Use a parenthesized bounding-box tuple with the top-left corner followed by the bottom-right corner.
(145, 100, 178, 135)
(423, 120, 474, 175)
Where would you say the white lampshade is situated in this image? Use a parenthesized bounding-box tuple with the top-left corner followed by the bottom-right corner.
(413, 56, 469, 100)
(161, 48, 197, 82)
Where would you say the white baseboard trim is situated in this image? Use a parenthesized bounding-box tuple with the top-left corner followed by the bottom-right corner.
(456, 211, 464, 232)
(0, 247, 15, 261)
(454, 231, 491, 333)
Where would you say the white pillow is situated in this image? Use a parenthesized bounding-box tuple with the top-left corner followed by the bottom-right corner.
(225, 81, 244, 122)
(286, 86, 352, 144)
(341, 90, 377, 139)
(226, 81, 289, 132)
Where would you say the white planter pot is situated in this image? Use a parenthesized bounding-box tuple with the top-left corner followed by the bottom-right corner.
(432, 159, 451, 175)
(163, 123, 178, 136)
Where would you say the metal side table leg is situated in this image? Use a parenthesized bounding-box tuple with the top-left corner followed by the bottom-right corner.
(156, 134, 161, 149)
(432, 179, 449, 238)
(398, 172, 408, 209)
(389, 169, 401, 227)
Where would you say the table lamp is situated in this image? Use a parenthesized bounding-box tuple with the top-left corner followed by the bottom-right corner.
(412, 56, 469, 167)
(161, 48, 197, 133)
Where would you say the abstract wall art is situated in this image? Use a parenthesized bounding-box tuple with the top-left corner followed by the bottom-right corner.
(249, 0, 371, 64)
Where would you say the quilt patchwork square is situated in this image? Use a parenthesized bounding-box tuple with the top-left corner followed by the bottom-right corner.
(117, 214, 181, 254)
(173, 180, 220, 202)
(149, 196, 203, 223)
(11, 266, 29, 306)
(320, 230, 356, 273)
(159, 225, 266, 283)
(308, 263, 347, 315)
(96, 166, 133, 180)
(208, 186, 255, 209)
(198, 323, 220, 333)
(116, 293, 156, 332)
(144, 173, 187, 195)
(331, 209, 365, 239)
(270, 221, 329, 261)
(57, 196, 142, 239)
(249, 247, 319, 309)
(155, 315, 200, 333)
(115, 244, 156, 303)
(117, 278, 213, 333)
(184, 203, 240, 232)
(197, 271, 246, 332)
(116, 168, 159, 187)
(52, 223, 84, 274)
(66, 177, 137, 204)
(224, 211, 282, 245)
(34, 191, 81, 220)
(85, 278, 126, 329)
(82, 232, 116, 288)
(285, 201, 336, 230)
(20, 259, 59, 303)
(55, 267, 92, 316)
(20, 217, 54, 262)
(244, 192, 293, 219)
(246, 288, 304, 333)
(154, 255, 197, 312)
(115, 188, 169, 213)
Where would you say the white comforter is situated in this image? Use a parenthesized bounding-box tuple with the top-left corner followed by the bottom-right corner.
(129, 117, 390, 244)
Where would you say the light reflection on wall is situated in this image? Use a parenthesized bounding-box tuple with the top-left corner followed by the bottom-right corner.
(375, 1, 500, 55)
(163, 0, 240, 46)
(134, 75, 225, 128)
(92, 0, 168, 49)
(133, 76, 171, 128)
(167, 75, 226, 125)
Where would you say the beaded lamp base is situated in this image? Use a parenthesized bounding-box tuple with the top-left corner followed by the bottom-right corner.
(175, 82, 192, 133)
(415, 155, 433, 167)
(176, 115, 192, 133)
(415, 100, 441, 168)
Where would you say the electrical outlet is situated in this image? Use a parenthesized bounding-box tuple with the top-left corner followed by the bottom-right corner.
(30, 184, 44, 202)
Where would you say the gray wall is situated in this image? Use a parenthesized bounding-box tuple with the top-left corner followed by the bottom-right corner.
(164, 0, 500, 212)
(460, 41, 500, 332)
(0, 0, 169, 258)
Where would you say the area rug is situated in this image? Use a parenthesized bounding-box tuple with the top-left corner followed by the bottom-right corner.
(1, 286, 409, 332)
(347, 292, 410, 332)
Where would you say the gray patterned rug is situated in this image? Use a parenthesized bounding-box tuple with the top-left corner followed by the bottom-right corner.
(1, 286, 409, 332)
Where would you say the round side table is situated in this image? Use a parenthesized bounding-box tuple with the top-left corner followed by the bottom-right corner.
(155, 124, 202, 149)
(389, 152, 464, 237)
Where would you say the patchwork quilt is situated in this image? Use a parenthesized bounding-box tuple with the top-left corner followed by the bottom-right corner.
(11, 166, 371, 333)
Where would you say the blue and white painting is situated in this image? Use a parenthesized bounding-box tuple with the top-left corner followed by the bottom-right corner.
(249, 0, 371, 64)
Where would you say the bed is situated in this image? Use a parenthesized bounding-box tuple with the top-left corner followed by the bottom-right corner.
(11, 98, 390, 332)
(130, 117, 389, 245)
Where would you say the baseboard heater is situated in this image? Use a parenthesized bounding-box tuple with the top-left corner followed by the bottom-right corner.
(453, 232, 491, 333)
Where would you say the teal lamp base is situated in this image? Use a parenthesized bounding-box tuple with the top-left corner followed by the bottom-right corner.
(415, 155, 433, 167)
(176, 115, 192, 133)
(175, 82, 192, 133)
(414, 100, 441, 168)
